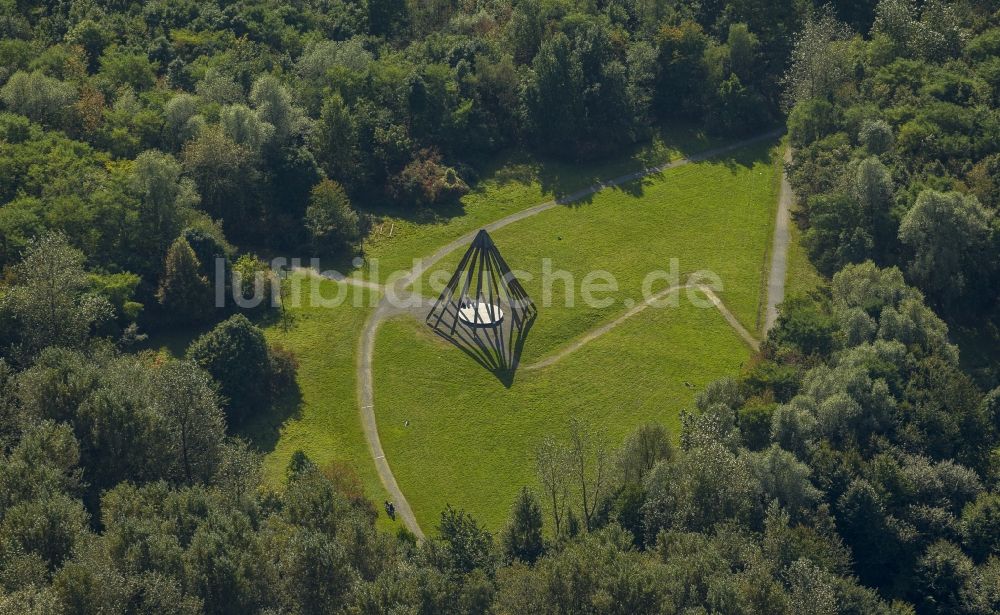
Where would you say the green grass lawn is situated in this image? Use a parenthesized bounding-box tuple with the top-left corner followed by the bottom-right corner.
(416, 140, 782, 365)
(374, 296, 752, 531)
(368, 139, 783, 531)
(240, 276, 390, 510)
(354, 125, 730, 284)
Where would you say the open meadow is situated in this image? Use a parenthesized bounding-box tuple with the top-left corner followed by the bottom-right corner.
(369, 139, 782, 529)
(254, 135, 784, 532)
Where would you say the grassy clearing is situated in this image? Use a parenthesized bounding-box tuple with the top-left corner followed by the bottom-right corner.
(355, 126, 729, 283)
(147, 132, 789, 535)
(374, 294, 752, 531)
(416, 140, 782, 365)
(374, 139, 781, 531)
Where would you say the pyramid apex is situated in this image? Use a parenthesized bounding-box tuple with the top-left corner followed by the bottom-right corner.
(472, 228, 493, 246)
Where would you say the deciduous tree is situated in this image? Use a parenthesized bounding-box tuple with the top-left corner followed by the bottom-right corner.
(535, 435, 570, 536)
(501, 487, 544, 564)
(304, 179, 360, 254)
(617, 422, 673, 485)
(0, 71, 76, 127)
(898, 190, 994, 308)
(157, 236, 212, 324)
(152, 360, 226, 485)
(567, 418, 611, 531)
(1, 233, 111, 362)
(182, 126, 259, 237)
(783, 9, 853, 108)
(186, 314, 271, 424)
(129, 150, 200, 265)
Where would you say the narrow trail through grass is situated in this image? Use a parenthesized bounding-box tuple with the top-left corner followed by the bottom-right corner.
(523, 283, 758, 371)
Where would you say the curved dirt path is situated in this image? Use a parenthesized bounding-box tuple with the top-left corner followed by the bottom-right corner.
(357, 129, 784, 538)
(523, 283, 758, 371)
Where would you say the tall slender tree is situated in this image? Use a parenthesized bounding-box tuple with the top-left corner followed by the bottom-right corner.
(157, 236, 212, 324)
(502, 487, 544, 564)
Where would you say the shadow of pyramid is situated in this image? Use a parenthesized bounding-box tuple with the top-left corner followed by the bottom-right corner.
(427, 307, 535, 387)
(425, 229, 537, 387)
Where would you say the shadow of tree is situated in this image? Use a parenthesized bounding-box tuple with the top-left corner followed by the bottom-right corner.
(238, 380, 304, 453)
(252, 301, 297, 330)
(353, 125, 780, 267)
(354, 136, 666, 229)
(138, 320, 216, 358)
(709, 138, 775, 173)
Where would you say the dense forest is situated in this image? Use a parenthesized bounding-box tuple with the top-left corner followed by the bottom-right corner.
(1, 0, 1000, 612)
(784, 1, 1000, 382)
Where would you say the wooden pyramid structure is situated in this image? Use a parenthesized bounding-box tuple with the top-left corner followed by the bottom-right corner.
(425, 229, 536, 383)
